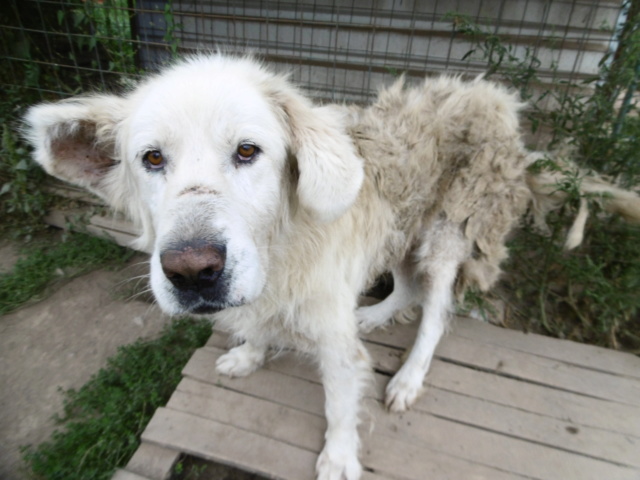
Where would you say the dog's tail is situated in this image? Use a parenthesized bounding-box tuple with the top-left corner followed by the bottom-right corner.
(526, 153, 640, 249)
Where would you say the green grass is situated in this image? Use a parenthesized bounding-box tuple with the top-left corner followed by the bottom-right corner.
(0, 231, 135, 315)
(21, 316, 212, 480)
(0, 229, 212, 479)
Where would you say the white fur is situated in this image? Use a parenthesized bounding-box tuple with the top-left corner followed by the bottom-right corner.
(24, 54, 640, 480)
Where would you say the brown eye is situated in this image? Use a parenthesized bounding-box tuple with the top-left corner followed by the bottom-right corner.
(143, 150, 165, 170)
(236, 143, 258, 162)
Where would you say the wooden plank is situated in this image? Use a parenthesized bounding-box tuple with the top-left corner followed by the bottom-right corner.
(44, 181, 102, 205)
(202, 337, 640, 439)
(180, 346, 640, 479)
(365, 316, 640, 380)
(361, 474, 392, 480)
(210, 325, 640, 412)
(205, 331, 321, 384)
(437, 336, 640, 405)
(364, 340, 640, 438)
(89, 213, 142, 236)
(143, 407, 318, 480)
(111, 470, 154, 480)
(212, 311, 640, 384)
(371, 361, 640, 468)
(453, 316, 640, 380)
(363, 322, 640, 406)
(168, 379, 524, 480)
(368, 400, 639, 480)
(169, 378, 326, 452)
(361, 436, 526, 480)
(362, 421, 530, 480)
(205, 329, 231, 348)
(182, 347, 326, 416)
(44, 181, 144, 248)
(85, 224, 138, 248)
(124, 442, 180, 480)
(427, 361, 640, 439)
(45, 208, 140, 249)
(410, 387, 640, 469)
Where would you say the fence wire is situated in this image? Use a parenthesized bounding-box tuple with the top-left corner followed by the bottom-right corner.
(0, 0, 626, 104)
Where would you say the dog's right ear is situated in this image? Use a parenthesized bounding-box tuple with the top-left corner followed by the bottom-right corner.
(23, 95, 127, 204)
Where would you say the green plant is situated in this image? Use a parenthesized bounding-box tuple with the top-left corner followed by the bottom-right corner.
(0, 2, 138, 240)
(22, 316, 212, 480)
(0, 232, 135, 315)
(0, 121, 50, 236)
(57, 0, 138, 77)
(451, 7, 640, 350)
(163, 0, 182, 58)
(173, 458, 208, 479)
(449, 13, 544, 102)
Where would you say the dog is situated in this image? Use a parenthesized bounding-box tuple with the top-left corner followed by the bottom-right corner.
(24, 54, 640, 480)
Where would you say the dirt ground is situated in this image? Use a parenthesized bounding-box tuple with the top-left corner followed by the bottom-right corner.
(0, 239, 172, 479)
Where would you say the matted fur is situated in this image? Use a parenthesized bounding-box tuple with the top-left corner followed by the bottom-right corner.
(23, 55, 640, 480)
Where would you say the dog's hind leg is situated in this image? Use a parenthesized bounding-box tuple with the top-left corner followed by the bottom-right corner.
(356, 258, 419, 333)
(385, 220, 467, 412)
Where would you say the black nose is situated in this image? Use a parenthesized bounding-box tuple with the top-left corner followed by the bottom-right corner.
(160, 243, 226, 292)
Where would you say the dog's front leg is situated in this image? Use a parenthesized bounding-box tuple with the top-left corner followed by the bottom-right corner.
(315, 326, 371, 480)
(216, 340, 267, 378)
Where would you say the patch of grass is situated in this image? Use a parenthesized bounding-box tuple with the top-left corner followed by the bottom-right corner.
(22, 316, 212, 480)
(0, 231, 135, 315)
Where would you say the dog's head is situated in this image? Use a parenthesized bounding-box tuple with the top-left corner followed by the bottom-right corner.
(24, 55, 363, 315)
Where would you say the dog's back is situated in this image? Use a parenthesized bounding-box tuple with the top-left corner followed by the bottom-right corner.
(350, 75, 533, 293)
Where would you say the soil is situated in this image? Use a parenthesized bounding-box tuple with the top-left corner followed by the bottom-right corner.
(0, 236, 172, 479)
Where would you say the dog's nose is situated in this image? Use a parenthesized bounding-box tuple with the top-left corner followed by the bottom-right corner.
(160, 243, 226, 291)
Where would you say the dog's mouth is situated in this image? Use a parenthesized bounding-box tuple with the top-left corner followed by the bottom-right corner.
(191, 303, 226, 315)
(175, 297, 249, 316)
(168, 286, 241, 315)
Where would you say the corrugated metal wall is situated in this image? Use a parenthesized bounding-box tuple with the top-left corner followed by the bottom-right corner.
(1, 0, 624, 103)
(137, 0, 623, 103)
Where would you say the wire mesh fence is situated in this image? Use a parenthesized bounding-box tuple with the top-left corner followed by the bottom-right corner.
(0, 0, 626, 104)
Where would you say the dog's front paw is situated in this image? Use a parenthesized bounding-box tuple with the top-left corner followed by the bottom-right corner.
(215, 343, 265, 378)
(316, 444, 362, 480)
(385, 366, 424, 412)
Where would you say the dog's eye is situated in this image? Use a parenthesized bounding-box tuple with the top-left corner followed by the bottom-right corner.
(236, 143, 259, 163)
(142, 150, 165, 170)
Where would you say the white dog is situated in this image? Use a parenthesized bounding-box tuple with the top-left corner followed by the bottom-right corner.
(24, 55, 640, 479)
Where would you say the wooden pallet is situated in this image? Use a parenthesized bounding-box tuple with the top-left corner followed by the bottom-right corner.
(42, 184, 639, 479)
(43, 181, 144, 250)
(114, 316, 640, 480)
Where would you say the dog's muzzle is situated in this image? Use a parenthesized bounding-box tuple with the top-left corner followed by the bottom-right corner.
(160, 241, 229, 314)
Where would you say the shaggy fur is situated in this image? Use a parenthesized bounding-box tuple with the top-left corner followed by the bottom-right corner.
(23, 55, 640, 480)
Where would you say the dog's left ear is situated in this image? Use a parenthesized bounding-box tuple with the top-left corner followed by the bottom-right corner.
(275, 87, 364, 222)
